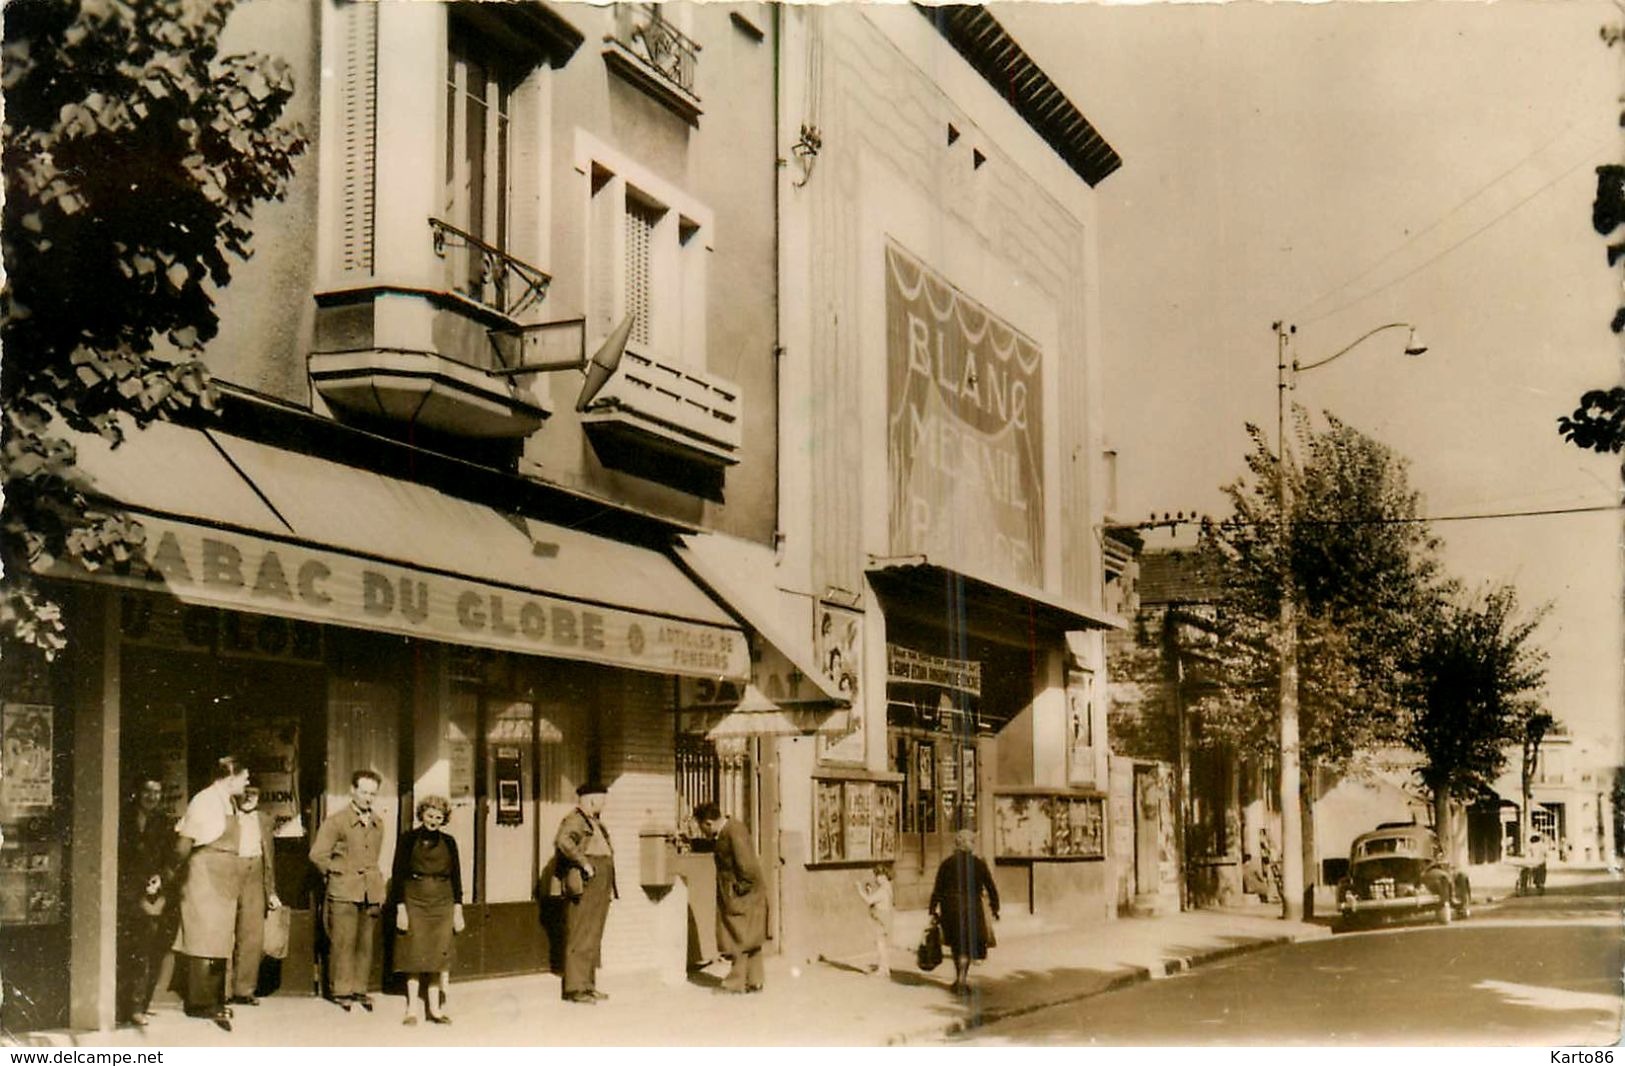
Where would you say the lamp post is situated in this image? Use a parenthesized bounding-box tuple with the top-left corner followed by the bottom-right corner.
(1272, 320, 1425, 921)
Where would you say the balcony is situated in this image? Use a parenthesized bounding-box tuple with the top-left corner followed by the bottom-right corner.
(309, 347, 550, 439)
(603, 4, 702, 125)
(580, 346, 741, 467)
(430, 217, 551, 321)
(307, 221, 554, 440)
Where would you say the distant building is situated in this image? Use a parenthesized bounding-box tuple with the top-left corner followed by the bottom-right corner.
(1486, 730, 1619, 865)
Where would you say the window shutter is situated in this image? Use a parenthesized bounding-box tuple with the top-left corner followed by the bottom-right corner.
(624, 199, 659, 347)
(339, 2, 378, 277)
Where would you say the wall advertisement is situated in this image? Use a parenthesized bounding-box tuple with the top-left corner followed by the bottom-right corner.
(811, 778, 902, 865)
(885, 241, 1045, 589)
(814, 603, 865, 765)
(1065, 667, 1096, 786)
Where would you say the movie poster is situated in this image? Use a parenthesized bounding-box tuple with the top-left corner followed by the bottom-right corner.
(844, 781, 874, 862)
(1066, 667, 1097, 786)
(814, 603, 865, 766)
(1, 704, 53, 811)
(813, 779, 845, 863)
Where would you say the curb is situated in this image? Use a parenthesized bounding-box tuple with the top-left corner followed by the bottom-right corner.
(885, 931, 1310, 1045)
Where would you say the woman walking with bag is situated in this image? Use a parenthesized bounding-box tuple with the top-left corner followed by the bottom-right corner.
(928, 829, 999, 995)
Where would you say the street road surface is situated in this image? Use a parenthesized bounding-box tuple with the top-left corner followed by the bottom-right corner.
(959, 879, 1623, 1046)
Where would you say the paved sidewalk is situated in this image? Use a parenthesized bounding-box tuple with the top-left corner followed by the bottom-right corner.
(22, 904, 1327, 1047)
(1464, 860, 1619, 901)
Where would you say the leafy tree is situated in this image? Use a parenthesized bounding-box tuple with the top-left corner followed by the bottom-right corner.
(1106, 615, 1181, 764)
(1, 0, 306, 655)
(1517, 708, 1556, 857)
(1199, 410, 1444, 879)
(1406, 586, 1548, 863)
(1556, 16, 1625, 457)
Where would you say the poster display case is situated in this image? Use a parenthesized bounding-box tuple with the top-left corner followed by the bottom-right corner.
(811, 777, 903, 865)
(993, 791, 1107, 860)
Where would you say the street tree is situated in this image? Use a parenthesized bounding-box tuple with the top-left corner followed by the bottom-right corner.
(1406, 586, 1548, 864)
(1555, 17, 1625, 458)
(1518, 708, 1557, 858)
(1199, 410, 1444, 881)
(1, 0, 306, 656)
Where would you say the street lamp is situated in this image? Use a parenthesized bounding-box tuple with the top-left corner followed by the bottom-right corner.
(1272, 320, 1426, 921)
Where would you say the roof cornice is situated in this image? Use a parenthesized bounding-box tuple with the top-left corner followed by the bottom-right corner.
(917, 4, 1123, 187)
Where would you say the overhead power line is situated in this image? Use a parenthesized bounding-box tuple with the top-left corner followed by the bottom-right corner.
(1133, 502, 1622, 532)
(1299, 139, 1606, 327)
(1291, 124, 1593, 324)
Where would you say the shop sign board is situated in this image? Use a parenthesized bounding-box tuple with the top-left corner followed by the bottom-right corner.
(678, 643, 828, 709)
(121, 592, 324, 663)
(885, 644, 981, 696)
(885, 241, 1045, 589)
(80, 517, 749, 681)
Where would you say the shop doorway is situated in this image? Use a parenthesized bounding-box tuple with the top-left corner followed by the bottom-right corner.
(120, 635, 328, 1000)
(886, 726, 981, 910)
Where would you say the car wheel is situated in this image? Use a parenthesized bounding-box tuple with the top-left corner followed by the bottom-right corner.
(1457, 880, 1472, 920)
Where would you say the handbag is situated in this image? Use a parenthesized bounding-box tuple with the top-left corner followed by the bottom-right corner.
(561, 865, 586, 900)
(263, 906, 291, 960)
(980, 893, 997, 949)
(915, 916, 944, 972)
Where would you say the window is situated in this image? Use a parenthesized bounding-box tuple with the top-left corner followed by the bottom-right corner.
(581, 139, 711, 368)
(446, 30, 514, 254)
(443, 30, 517, 300)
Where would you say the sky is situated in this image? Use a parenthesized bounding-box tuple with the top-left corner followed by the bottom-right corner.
(997, 0, 1624, 757)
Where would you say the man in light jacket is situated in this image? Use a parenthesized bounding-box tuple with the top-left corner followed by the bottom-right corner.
(310, 770, 385, 1011)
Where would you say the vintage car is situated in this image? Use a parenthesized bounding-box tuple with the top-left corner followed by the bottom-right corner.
(1334, 822, 1471, 932)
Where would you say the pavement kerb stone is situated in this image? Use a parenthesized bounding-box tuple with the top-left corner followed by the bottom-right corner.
(884, 929, 1310, 1045)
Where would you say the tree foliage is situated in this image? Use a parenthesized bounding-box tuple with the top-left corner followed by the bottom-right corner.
(1, 0, 306, 654)
(1197, 411, 1444, 774)
(1555, 16, 1625, 457)
(1557, 385, 1625, 455)
(1106, 616, 1181, 764)
(1405, 586, 1548, 854)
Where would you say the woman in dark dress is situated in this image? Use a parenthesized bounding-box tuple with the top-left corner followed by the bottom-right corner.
(390, 796, 464, 1025)
(928, 829, 1000, 995)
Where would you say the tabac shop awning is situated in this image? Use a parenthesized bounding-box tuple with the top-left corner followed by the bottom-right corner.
(672, 531, 850, 738)
(59, 420, 749, 681)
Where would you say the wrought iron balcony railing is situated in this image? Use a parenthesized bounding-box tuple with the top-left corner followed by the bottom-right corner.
(430, 217, 551, 322)
(611, 3, 700, 99)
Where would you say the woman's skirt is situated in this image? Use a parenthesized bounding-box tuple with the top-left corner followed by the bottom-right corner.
(393, 879, 455, 973)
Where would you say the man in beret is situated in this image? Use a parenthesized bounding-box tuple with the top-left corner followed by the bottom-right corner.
(553, 782, 617, 1004)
